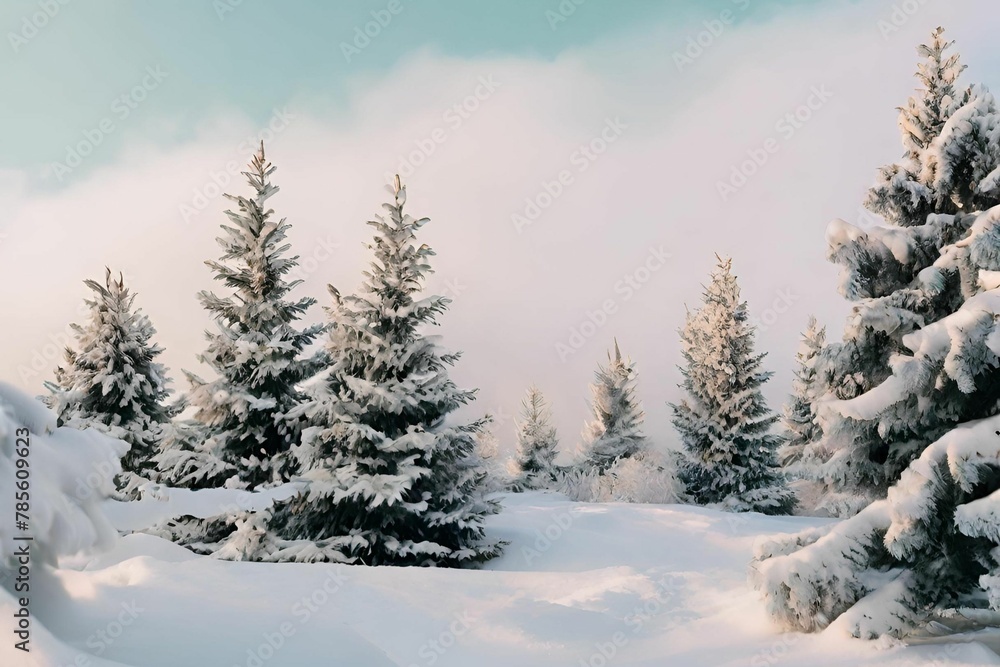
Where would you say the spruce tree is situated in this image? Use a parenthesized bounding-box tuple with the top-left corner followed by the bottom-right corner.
(180, 142, 324, 490)
(779, 316, 826, 467)
(45, 268, 172, 492)
(754, 31, 1000, 638)
(753, 205, 1000, 637)
(260, 176, 501, 567)
(579, 341, 647, 474)
(512, 386, 559, 491)
(672, 256, 793, 515)
(803, 28, 1000, 513)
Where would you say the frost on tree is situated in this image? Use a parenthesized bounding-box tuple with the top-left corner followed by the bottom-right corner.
(779, 316, 826, 468)
(801, 28, 1000, 514)
(511, 386, 559, 491)
(44, 269, 172, 496)
(672, 256, 793, 515)
(752, 230, 1000, 636)
(579, 341, 648, 474)
(257, 176, 501, 567)
(171, 142, 324, 492)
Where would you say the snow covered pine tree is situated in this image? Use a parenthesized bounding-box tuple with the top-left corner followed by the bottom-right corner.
(753, 30, 1000, 638)
(252, 175, 500, 567)
(151, 143, 323, 553)
(779, 315, 827, 468)
(512, 386, 559, 491)
(802, 27, 1000, 515)
(45, 269, 172, 496)
(579, 340, 648, 474)
(161, 142, 324, 492)
(672, 256, 794, 515)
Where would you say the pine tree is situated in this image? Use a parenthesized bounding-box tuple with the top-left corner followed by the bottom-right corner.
(45, 268, 172, 492)
(579, 341, 647, 474)
(672, 256, 794, 515)
(512, 386, 559, 491)
(779, 316, 826, 467)
(260, 175, 501, 567)
(806, 28, 1000, 513)
(754, 32, 1000, 638)
(179, 142, 324, 491)
(753, 207, 1000, 636)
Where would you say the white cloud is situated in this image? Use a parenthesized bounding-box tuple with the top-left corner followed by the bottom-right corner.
(1, 0, 994, 455)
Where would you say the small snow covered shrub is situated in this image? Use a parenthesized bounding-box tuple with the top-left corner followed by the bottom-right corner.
(510, 386, 559, 491)
(558, 450, 682, 504)
(578, 341, 649, 473)
(476, 426, 513, 494)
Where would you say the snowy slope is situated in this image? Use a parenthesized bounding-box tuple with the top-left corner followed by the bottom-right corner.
(12, 492, 1000, 666)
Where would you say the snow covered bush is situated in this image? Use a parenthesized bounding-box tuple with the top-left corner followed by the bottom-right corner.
(249, 175, 501, 567)
(470, 424, 512, 494)
(44, 269, 172, 497)
(802, 28, 1000, 514)
(672, 256, 794, 515)
(578, 341, 648, 473)
(511, 386, 559, 491)
(557, 449, 681, 504)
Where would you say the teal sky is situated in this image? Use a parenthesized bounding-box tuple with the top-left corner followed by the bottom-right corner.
(1, 0, 824, 181)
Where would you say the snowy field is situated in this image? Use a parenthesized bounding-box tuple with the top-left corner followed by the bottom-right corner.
(10, 492, 999, 667)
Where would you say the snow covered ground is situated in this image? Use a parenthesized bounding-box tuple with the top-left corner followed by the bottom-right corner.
(11, 492, 1000, 667)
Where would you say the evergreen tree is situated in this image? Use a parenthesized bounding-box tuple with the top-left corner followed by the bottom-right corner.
(259, 175, 501, 567)
(779, 316, 826, 467)
(672, 256, 794, 515)
(45, 268, 172, 492)
(804, 29, 1000, 514)
(579, 341, 647, 474)
(754, 31, 1000, 638)
(753, 206, 1000, 637)
(512, 386, 559, 491)
(179, 142, 324, 490)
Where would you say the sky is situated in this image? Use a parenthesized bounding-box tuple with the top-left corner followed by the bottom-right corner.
(2, 0, 1000, 459)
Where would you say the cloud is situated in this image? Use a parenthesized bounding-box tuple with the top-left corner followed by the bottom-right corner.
(1, 0, 993, 455)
